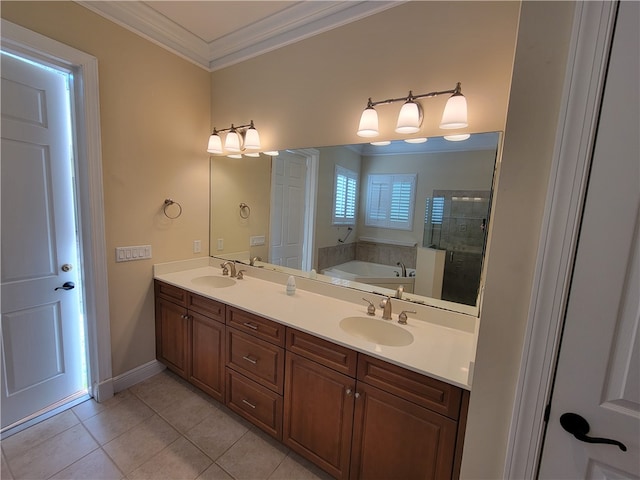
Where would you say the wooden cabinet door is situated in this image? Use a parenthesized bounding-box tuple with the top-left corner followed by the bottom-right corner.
(155, 297, 189, 379)
(189, 311, 225, 402)
(283, 352, 355, 480)
(350, 382, 458, 480)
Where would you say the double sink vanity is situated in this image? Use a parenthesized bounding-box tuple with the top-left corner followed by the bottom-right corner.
(154, 258, 476, 479)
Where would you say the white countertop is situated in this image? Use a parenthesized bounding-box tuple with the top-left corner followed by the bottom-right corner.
(154, 259, 477, 390)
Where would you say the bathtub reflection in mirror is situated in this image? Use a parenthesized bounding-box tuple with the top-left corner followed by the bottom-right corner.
(210, 132, 500, 315)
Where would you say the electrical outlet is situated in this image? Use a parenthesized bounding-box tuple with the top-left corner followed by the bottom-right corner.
(217, 238, 224, 251)
(193, 240, 201, 253)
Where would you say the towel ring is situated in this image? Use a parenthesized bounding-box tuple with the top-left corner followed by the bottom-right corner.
(163, 198, 182, 219)
(239, 203, 251, 219)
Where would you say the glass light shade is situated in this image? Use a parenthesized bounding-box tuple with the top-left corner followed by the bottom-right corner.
(395, 101, 421, 134)
(404, 137, 428, 144)
(263, 150, 279, 156)
(444, 133, 471, 141)
(224, 130, 241, 152)
(207, 133, 223, 154)
(370, 140, 391, 146)
(357, 107, 379, 137)
(244, 127, 261, 150)
(440, 94, 468, 129)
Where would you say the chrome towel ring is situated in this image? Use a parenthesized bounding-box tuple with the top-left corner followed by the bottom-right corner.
(239, 202, 251, 219)
(163, 198, 182, 219)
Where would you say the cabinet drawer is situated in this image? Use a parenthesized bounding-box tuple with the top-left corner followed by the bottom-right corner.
(286, 328, 357, 377)
(357, 354, 462, 419)
(154, 280, 187, 306)
(187, 293, 225, 322)
(226, 368, 283, 440)
(226, 307, 285, 346)
(226, 328, 284, 394)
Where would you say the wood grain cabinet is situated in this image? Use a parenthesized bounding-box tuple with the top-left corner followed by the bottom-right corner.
(225, 306, 285, 440)
(155, 282, 469, 479)
(154, 280, 225, 402)
(284, 328, 468, 480)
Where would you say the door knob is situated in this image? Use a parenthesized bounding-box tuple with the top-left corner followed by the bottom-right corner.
(560, 413, 627, 451)
(55, 281, 75, 291)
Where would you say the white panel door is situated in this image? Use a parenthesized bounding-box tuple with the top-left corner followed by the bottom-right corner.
(269, 151, 307, 269)
(538, 1, 639, 477)
(1, 52, 87, 429)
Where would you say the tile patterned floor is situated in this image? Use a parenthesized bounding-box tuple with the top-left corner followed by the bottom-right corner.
(1, 370, 333, 480)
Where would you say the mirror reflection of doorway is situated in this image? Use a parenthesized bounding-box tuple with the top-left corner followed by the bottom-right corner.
(269, 150, 318, 271)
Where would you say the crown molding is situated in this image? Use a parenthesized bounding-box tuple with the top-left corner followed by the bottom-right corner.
(76, 1, 402, 72)
(206, 1, 400, 71)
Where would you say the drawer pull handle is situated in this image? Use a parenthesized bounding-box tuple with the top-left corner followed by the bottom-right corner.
(243, 322, 258, 330)
(242, 355, 258, 364)
(242, 399, 256, 409)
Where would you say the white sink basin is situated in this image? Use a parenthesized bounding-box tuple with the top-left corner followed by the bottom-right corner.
(191, 275, 236, 288)
(339, 316, 414, 347)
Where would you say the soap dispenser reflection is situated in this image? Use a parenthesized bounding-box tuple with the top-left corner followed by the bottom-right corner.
(286, 276, 296, 295)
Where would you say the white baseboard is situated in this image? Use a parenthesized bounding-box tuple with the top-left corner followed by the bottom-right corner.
(112, 360, 166, 393)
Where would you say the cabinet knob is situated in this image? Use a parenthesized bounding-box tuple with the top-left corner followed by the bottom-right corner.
(346, 388, 352, 396)
(355, 392, 361, 399)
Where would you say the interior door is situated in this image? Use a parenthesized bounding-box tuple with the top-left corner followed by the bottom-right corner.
(1, 51, 87, 429)
(538, 2, 639, 476)
(269, 151, 307, 269)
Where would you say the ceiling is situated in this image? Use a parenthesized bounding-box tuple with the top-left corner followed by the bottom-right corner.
(77, 1, 402, 71)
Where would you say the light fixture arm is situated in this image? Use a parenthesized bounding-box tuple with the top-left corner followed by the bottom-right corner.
(210, 120, 255, 136)
(366, 83, 461, 108)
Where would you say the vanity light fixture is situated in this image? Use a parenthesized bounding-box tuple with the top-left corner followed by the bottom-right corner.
(207, 120, 262, 155)
(357, 82, 468, 138)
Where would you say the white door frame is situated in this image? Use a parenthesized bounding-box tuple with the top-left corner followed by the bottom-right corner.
(1, 20, 114, 402)
(504, 2, 618, 477)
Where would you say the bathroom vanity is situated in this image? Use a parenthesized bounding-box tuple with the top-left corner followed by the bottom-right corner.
(154, 259, 474, 479)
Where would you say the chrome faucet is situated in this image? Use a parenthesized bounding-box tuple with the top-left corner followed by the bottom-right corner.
(396, 261, 407, 277)
(380, 296, 392, 320)
(221, 261, 237, 277)
(250, 256, 262, 266)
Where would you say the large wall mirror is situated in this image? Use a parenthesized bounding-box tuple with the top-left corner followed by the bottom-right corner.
(210, 132, 500, 316)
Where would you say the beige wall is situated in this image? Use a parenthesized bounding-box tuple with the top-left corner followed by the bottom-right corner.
(1, 2, 212, 377)
(2, 0, 578, 477)
(210, 1, 520, 150)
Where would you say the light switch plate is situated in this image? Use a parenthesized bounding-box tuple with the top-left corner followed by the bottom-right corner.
(250, 235, 265, 246)
(116, 245, 152, 262)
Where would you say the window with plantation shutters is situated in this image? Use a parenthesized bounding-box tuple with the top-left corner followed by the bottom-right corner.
(333, 165, 358, 225)
(365, 174, 417, 230)
(425, 196, 445, 225)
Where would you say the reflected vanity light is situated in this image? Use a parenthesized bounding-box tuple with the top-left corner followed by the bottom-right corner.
(444, 133, 471, 142)
(263, 150, 280, 156)
(207, 120, 263, 156)
(370, 140, 391, 146)
(357, 82, 468, 138)
(404, 137, 428, 144)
